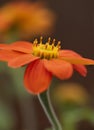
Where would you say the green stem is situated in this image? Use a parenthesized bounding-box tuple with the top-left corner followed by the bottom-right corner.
(38, 90, 62, 130)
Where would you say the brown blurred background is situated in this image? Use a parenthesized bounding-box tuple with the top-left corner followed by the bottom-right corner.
(0, 0, 94, 130)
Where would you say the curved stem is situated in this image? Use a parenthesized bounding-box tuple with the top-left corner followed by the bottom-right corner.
(38, 90, 62, 130)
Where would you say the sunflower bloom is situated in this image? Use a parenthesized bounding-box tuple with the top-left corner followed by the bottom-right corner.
(0, 37, 94, 94)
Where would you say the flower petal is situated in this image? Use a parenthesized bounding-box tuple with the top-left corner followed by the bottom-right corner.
(9, 41, 33, 53)
(59, 50, 82, 57)
(59, 50, 94, 65)
(0, 50, 22, 61)
(8, 54, 39, 68)
(43, 59, 73, 80)
(0, 41, 33, 53)
(73, 65, 87, 77)
(0, 44, 8, 49)
(60, 57, 94, 65)
(24, 60, 52, 94)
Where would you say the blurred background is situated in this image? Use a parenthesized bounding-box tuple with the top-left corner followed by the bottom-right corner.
(0, 0, 94, 130)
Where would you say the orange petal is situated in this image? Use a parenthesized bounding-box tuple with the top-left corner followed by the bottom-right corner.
(0, 44, 8, 49)
(59, 50, 87, 76)
(59, 50, 94, 65)
(0, 41, 33, 53)
(9, 41, 33, 53)
(24, 60, 52, 94)
(73, 65, 87, 77)
(61, 57, 94, 65)
(59, 50, 82, 57)
(43, 59, 73, 80)
(0, 50, 22, 62)
(8, 54, 39, 68)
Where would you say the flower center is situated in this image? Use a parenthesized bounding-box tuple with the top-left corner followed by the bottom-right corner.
(32, 37, 61, 59)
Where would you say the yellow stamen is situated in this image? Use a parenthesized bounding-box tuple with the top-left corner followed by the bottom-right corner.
(57, 41, 61, 50)
(33, 38, 38, 46)
(52, 39, 55, 49)
(57, 41, 61, 46)
(40, 36, 43, 44)
(52, 39, 55, 45)
(32, 37, 61, 59)
(48, 37, 51, 44)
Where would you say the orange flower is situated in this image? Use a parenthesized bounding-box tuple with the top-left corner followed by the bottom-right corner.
(0, 37, 94, 94)
(0, 2, 55, 39)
